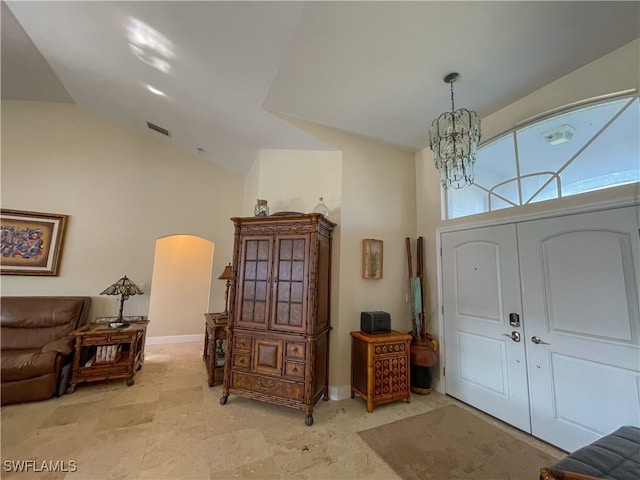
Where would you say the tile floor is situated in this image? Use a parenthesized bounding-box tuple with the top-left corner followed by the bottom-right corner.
(1, 342, 564, 479)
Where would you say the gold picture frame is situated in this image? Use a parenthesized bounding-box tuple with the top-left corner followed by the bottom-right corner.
(1, 209, 68, 276)
(362, 239, 383, 279)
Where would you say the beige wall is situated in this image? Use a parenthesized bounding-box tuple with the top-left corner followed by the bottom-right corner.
(258, 123, 417, 397)
(416, 38, 640, 392)
(1, 101, 244, 336)
(243, 154, 261, 218)
(246, 149, 342, 217)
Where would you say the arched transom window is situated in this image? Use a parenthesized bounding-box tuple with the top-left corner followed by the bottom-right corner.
(445, 94, 640, 220)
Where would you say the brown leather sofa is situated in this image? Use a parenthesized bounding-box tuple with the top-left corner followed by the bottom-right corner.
(1, 296, 91, 405)
(540, 426, 640, 480)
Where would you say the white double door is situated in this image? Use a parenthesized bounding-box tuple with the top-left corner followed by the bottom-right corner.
(442, 207, 640, 452)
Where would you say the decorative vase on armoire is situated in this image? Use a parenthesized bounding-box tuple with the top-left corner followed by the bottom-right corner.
(312, 197, 330, 219)
(254, 199, 269, 217)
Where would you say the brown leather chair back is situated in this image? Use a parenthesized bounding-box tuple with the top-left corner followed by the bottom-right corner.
(1, 297, 91, 350)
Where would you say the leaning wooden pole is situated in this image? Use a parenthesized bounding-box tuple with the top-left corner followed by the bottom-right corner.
(417, 236, 426, 339)
(405, 237, 416, 338)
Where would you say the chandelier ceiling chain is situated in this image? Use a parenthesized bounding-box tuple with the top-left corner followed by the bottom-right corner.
(428, 72, 481, 190)
(449, 75, 456, 112)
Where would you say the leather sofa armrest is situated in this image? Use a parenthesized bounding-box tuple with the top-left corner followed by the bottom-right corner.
(41, 337, 75, 356)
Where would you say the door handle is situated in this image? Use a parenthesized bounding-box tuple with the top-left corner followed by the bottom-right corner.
(502, 331, 521, 342)
(531, 336, 551, 345)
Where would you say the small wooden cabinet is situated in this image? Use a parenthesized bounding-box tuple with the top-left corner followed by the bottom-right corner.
(68, 319, 148, 392)
(204, 312, 228, 386)
(350, 330, 411, 412)
(221, 213, 335, 426)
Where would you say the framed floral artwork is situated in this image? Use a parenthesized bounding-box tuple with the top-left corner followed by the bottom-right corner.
(362, 239, 383, 279)
(1, 209, 68, 275)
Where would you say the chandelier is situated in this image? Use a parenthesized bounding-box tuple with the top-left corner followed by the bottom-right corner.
(428, 72, 481, 189)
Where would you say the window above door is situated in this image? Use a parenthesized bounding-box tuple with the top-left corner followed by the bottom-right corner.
(445, 94, 640, 220)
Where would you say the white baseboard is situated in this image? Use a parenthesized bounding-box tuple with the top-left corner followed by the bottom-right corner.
(329, 382, 443, 401)
(146, 334, 204, 345)
(329, 385, 351, 401)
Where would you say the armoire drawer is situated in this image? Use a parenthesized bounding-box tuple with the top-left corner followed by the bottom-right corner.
(232, 353, 250, 369)
(285, 341, 306, 360)
(233, 335, 252, 351)
(231, 371, 304, 402)
(284, 361, 305, 379)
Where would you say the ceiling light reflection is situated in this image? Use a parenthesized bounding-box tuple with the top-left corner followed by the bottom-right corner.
(127, 18, 175, 74)
(146, 85, 165, 96)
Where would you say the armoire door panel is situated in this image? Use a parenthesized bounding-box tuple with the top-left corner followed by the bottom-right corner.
(237, 237, 273, 329)
(270, 235, 309, 333)
(253, 338, 283, 375)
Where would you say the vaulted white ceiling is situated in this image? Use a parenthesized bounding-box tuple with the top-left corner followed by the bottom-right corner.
(3, 1, 639, 174)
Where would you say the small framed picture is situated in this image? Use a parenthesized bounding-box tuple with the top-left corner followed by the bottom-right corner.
(362, 239, 383, 279)
(1, 209, 68, 276)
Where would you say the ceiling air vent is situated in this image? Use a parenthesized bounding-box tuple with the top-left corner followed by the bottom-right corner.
(146, 121, 171, 137)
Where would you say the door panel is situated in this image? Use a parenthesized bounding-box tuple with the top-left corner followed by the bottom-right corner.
(443, 224, 531, 432)
(518, 207, 640, 451)
(455, 243, 503, 322)
(541, 230, 635, 342)
(549, 352, 640, 434)
(270, 235, 309, 333)
(237, 237, 273, 329)
(458, 331, 509, 395)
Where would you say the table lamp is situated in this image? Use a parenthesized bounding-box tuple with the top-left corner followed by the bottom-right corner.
(218, 263, 233, 314)
(100, 275, 143, 327)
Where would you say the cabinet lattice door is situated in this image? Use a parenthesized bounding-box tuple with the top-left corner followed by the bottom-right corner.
(374, 355, 409, 396)
(272, 236, 308, 332)
(238, 237, 272, 328)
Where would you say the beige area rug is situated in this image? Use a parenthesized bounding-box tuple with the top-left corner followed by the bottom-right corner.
(358, 404, 555, 480)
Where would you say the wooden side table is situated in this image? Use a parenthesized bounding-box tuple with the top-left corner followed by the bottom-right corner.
(204, 312, 228, 387)
(68, 319, 149, 392)
(350, 330, 411, 412)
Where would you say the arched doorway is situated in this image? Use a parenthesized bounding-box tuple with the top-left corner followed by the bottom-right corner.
(147, 235, 214, 340)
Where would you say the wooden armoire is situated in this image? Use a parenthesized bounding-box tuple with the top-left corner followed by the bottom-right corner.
(220, 213, 336, 426)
